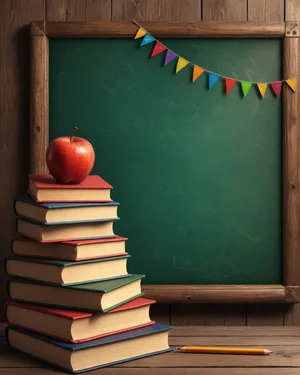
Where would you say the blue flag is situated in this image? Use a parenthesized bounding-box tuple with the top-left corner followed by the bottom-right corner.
(209, 73, 220, 89)
(140, 34, 155, 47)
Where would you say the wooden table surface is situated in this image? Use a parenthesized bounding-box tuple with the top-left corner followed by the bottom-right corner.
(1, 324, 300, 374)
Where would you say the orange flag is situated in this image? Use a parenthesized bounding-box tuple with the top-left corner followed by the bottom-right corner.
(192, 66, 204, 82)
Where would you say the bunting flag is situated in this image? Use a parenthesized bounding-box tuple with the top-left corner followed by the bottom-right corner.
(134, 27, 147, 40)
(271, 82, 282, 98)
(151, 42, 166, 57)
(193, 66, 204, 82)
(140, 34, 155, 47)
(164, 50, 177, 66)
(133, 23, 298, 99)
(241, 82, 252, 97)
(286, 78, 296, 92)
(176, 57, 189, 73)
(209, 73, 220, 89)
(257, 83, 268, 98)
(225, 78, 236, 94)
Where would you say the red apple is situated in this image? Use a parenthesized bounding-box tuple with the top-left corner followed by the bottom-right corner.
(46, 127, 95, 184)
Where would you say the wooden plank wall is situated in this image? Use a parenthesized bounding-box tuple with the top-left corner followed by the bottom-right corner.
(0, 0, 299, 325)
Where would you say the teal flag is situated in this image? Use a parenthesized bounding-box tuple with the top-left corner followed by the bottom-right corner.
(140, 34, 155, 47)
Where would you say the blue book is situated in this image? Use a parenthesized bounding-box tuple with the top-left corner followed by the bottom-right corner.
(6, 323, 172, 373)
(15, 192, 120, 224)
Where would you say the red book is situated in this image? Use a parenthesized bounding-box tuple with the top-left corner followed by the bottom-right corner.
(28, 174, 113, 202)
(5, 298, 156, 343)
(12, 236, 128, 261)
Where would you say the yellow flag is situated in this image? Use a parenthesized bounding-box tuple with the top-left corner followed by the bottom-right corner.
(286, 78, 296, 92)
(257, 83, 268, 98)
(176, 57, 189, 73)
(134, 27, 146, 39)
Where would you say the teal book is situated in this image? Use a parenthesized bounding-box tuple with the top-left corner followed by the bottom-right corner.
(8, 274, 145, 312)
(6, 323, 172, 373)
(6, 255, 130, 286)
(15, 192, 120, 224)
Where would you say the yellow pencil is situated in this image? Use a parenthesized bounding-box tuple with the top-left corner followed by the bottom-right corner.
(177, 346, 272, 355)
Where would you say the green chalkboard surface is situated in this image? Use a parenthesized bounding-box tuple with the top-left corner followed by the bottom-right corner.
(49, 38, 282, 285)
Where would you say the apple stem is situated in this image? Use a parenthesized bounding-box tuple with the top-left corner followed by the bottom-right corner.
(70, 127, 78, 143)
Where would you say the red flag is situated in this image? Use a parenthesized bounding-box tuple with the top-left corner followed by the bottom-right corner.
(225, 78, 236, 94)
(271, 82, 282, 98)
(151, 42, 166, 57)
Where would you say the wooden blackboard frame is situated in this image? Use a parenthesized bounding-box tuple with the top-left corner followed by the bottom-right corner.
(30, 20, 300, 304)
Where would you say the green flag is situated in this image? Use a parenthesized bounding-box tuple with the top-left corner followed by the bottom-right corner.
(241, 81, 252, 97)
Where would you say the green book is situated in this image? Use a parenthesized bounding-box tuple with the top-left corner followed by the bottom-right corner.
(8, 274, 145, 312)
(6, 255, 130, 286)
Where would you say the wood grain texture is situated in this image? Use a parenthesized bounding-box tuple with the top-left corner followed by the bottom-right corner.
(285, 21, 300, 37)
(46, 0, 111, 21)
(169, 335, 300, 345)
(143, 285, 288, 303)
(111, 0, 201, 21)
(222, 305, 247, 325)
(30, 23, 49, 174)
(284, 0, 300, 326)
(171, 305, 247, 326)
(1, 371, 300, 375)
(35, 20, 285, 38)
(247, 305, 284, 326)
(286, 0, 300, 21)
(171, 304, 226, 326)
(248, 0, 284, 21)
(282, 38, 300, 291)
(202, 0, 247, 21)
(0, 0, 45, 321)
(172, 325, 300, 336)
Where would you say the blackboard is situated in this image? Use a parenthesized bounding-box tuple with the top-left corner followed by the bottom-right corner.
(49, 37, 282, 285)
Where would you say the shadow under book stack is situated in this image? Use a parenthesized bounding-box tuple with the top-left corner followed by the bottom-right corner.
(5, 174, 172, 373)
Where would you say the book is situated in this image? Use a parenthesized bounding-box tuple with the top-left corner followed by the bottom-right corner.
(15, 193, 119, 224)
(12, 236, 128, 261)
(8, 274, 145, 312)
(6, 255, 130, 285)
(28, 174, 113, 203)
(6, 323, 172, 373)
(17, 217, 117, 242)
(5, 298, 155, 343)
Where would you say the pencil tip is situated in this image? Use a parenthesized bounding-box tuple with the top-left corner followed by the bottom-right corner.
(265, 350, 273, 355)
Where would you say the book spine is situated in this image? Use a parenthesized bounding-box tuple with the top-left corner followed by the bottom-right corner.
(4, 258, 8, 276)
(13, 199, 18, 215)
(10, 239, 15, 255)
(4, 302, 11, 325)
(6, 281, 11, 299)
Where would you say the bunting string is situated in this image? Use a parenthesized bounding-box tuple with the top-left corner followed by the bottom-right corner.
(133, 21, 298, 98)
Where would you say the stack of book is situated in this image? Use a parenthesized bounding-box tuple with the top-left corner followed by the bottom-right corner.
(5, 174, 171, 373)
